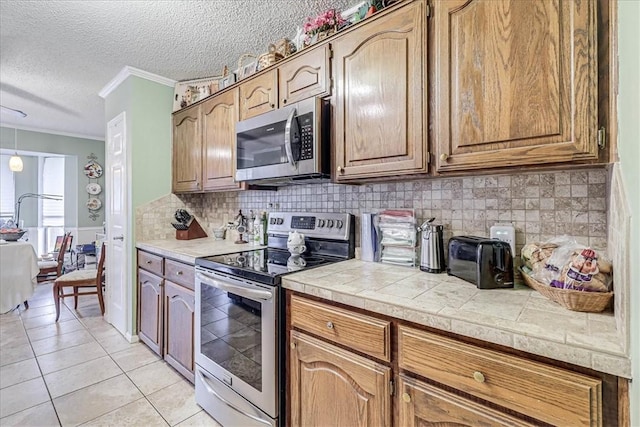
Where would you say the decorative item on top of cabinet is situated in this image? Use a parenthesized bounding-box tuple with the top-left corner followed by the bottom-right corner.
(172, 106, 202, 193)
(201, 88, 245, 191)
(278, 43, 331, 106)
(239, 69, 278, 121)
(432, 0, 599, 172)
(333, 0, 427, 181)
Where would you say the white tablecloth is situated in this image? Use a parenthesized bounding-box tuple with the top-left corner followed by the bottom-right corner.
(0, 241, 39, 313)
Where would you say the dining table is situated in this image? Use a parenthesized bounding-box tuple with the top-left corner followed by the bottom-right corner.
(0, 240, 39, 313)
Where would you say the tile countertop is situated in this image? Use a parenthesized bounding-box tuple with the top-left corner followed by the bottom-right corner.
(282, 259, 631, 378)
(136, 237, 264, 264)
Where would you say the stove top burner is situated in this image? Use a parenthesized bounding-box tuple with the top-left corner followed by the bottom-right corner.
(196, 248, 344, 286)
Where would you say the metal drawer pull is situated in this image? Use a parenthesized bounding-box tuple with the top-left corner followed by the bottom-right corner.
(402, 393, 411, 403)
(326, 321, 334, 330)
(290, 342, 296, 349)
(177, 271, 183, 275)
(146, 260, 152, 264)
(473, 371, 485, 383)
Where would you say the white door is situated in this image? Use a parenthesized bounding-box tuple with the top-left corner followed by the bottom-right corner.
(106, 112, 130, 337)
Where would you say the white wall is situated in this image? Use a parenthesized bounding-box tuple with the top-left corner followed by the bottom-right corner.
(618, 1, 640, 425)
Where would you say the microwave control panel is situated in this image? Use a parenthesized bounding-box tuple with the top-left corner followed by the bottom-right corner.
(298, 113, 314, 160)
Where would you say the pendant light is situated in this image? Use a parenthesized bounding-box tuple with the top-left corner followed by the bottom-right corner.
(9, 128, 23, 172)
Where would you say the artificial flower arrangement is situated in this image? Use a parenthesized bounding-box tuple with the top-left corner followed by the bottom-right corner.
(302, 9, 347, 46)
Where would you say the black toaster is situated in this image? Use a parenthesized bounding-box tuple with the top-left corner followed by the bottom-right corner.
(447, 236, 514, 289)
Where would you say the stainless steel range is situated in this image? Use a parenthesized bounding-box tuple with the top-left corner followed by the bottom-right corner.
(194, 212, 355, 427)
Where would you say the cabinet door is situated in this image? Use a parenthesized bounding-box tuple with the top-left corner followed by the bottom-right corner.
(201, 89, 244, 191)
(164, 280, 195, 382)
(278, 44, 331, 106)
(172, 106, 202, 192)
(333, 1, 427, 181)
(138, 269, 163, 355)
(290, 330, 391, 427)
(433, 0, 598, 172)
(239, 70, 278, 121)
(398, 375, 535, 427)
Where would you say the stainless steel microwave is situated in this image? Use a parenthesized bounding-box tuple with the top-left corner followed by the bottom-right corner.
(235, 97, 330, 185)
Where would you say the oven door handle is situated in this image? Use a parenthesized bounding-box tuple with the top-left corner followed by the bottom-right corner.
(284, 107, 298, 168)
(196, 271, 273, 301)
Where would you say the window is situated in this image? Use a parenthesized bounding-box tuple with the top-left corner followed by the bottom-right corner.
(41, 157, 64, 226)
(0, 154, 16, 223)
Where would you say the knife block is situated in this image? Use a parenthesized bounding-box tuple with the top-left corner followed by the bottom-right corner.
(176, 218, 208, 240)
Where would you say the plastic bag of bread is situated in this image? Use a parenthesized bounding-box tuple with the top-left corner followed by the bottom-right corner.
(523, 236, 612, 292)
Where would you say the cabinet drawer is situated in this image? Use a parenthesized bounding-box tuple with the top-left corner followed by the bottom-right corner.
(165, 259, 195, 290)
(398, 326, 602, 426)
(290, 295, 391, 362)
(138, 251, 163, 276)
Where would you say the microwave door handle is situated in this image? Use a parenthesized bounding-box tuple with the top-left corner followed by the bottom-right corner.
(196, 271, 273, 301)
(284, 108, 297, 168)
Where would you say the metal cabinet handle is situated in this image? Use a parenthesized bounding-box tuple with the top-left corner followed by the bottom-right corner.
(473, 371, 485, 383)
(146, 260, 152, 264)
(290, 342, 296, 349)
(326, 321, 334, 330)
(337, 166, 344, 174)
(177, 271, 183, 275)
(440, 153, 449, 162)
(402, 392, 411, 403)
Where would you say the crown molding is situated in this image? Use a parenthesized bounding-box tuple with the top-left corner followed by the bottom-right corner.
(0, 123, 104, 141)
(98, 66, 176, 99)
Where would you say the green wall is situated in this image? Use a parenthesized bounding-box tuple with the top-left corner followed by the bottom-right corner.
(0, 127, 105, 228)
(104, 74, 173, 334)
(618, 1, 640, 424)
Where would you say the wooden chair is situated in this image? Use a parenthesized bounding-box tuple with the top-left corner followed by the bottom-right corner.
(53, 243, 105, 321)
(37, 232, 72, 283)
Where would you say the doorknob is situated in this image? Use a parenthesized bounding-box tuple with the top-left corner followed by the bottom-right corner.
(113, 235, 124, 241)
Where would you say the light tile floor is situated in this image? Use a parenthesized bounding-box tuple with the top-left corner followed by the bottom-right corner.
(0, 282, 221, 427)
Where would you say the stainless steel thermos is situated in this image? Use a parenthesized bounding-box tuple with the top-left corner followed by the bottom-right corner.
(419, 218, 445, 273)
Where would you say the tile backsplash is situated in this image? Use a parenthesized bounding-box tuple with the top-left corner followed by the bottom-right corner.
(137, 167, 609, 256)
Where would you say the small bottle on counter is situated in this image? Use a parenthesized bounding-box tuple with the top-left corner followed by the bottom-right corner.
(253, 214, 262, 245)
(259, 211, 268, 245)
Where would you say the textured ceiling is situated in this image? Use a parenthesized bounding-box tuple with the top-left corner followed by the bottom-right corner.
(0, 0, 352, 140)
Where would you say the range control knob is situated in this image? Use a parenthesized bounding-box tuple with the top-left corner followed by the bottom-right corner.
(276, 218, 284, 225)
(336, 220, 344, 229)
(270, 218, 276, 225)
(327, 219, 334, 228)
(318, 219, 326, 227)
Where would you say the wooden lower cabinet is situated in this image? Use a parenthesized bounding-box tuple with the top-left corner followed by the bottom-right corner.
(164, 280, 195, 382)
(137, 250, 195, 383)
(397, 374, 534, 427)
(288, 293, 613, 426)
(289, 330, 392, 427)
(138, 269, 163, 355)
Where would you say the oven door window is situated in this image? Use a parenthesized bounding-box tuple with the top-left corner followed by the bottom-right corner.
(200, 286, 263, 391)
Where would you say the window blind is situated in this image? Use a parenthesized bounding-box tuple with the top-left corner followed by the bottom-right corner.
(42, 157, 64, 227)
(0, 155, 15, 221)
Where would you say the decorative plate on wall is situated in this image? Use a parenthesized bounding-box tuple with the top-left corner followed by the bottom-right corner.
(86, 197, 102, 211)
(86, 182, 102, 195)
(84, 160, 103, 178)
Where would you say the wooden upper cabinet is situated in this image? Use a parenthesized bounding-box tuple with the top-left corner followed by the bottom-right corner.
(278, 44, 331, 106)
(172, 106, 202, 192)
(433, 0, 599, 172)
(333, 1, 427, 181)
(290, 331, 391, 427)
(239, 70, 278, 121)
(201, 88, 243, 191)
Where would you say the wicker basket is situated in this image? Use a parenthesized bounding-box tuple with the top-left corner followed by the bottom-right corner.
(520, 268, 613, 312)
